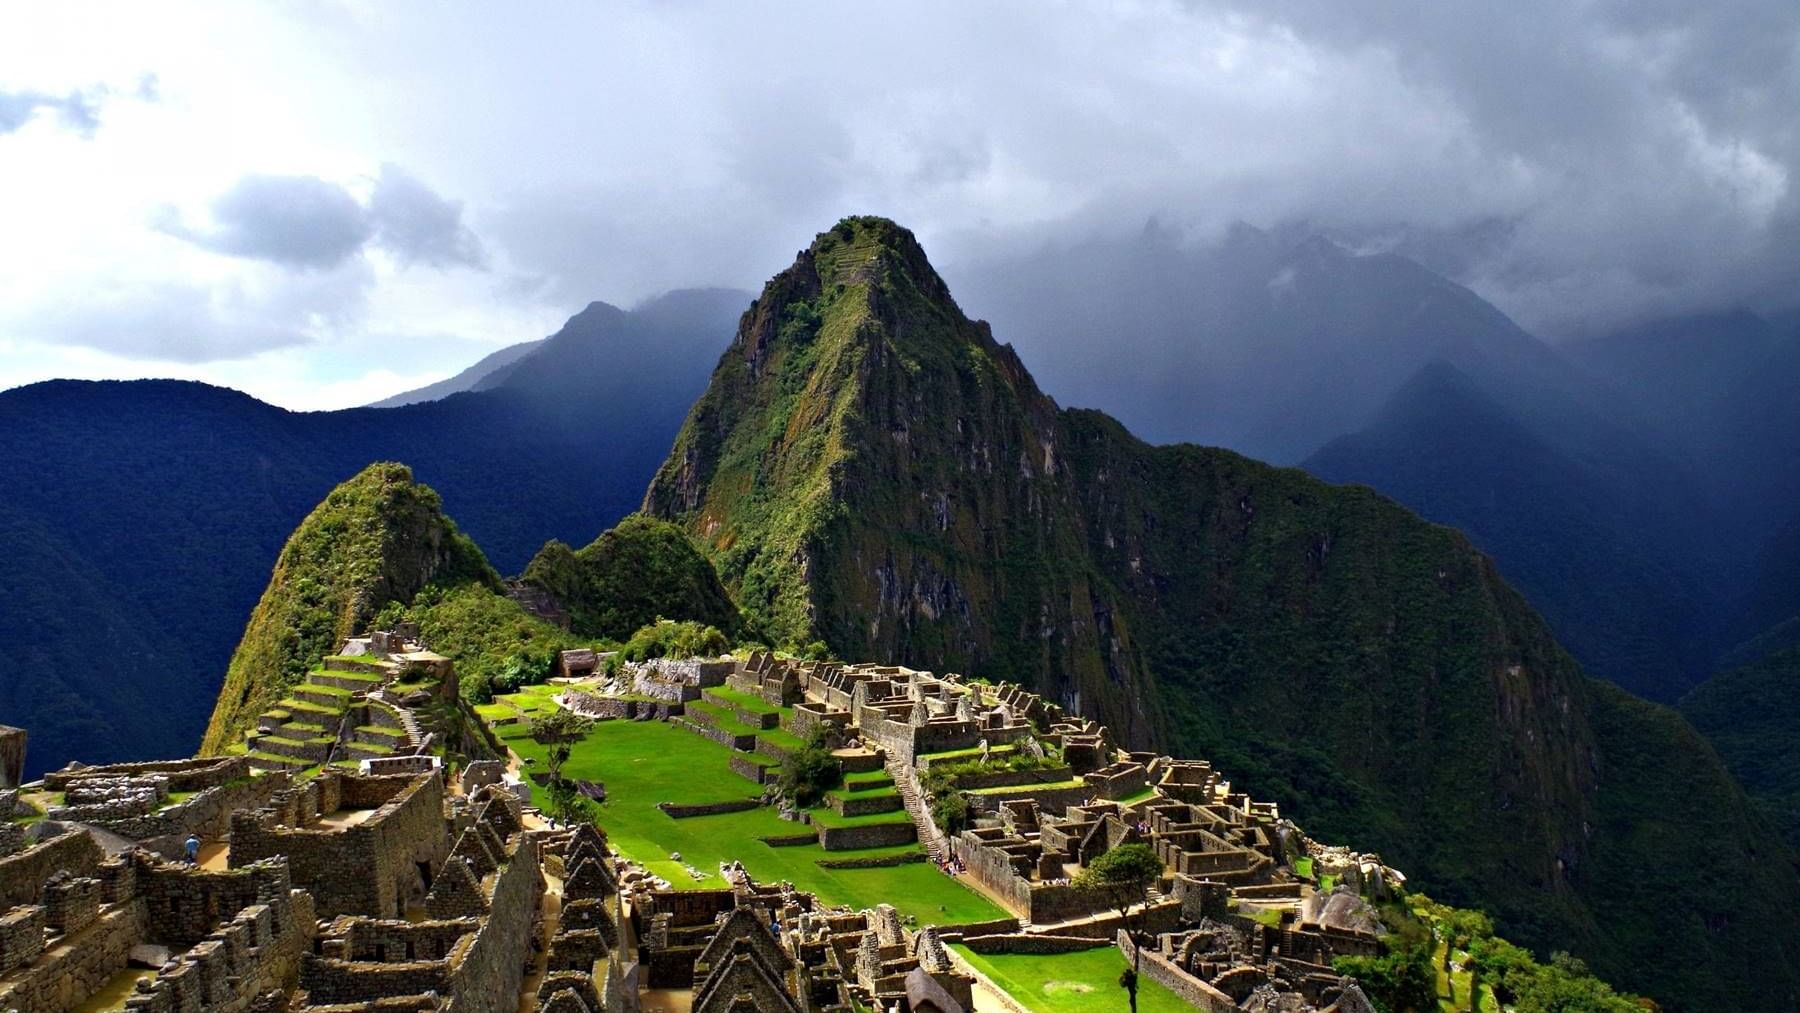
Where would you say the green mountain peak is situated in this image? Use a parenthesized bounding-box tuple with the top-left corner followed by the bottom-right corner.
(200, 462, 497, 753)
(645, 217, 1800, 1009)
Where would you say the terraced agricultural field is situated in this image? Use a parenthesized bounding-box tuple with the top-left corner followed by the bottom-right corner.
(490, 693, 1006, 925)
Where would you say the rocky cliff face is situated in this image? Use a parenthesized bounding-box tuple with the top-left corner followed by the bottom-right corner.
(201, 463, 497, 754)
(646, 217, 1800, 1009)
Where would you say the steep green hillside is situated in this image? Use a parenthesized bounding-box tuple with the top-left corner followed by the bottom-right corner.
(521, 515, 740, 640)
(645, 216, 1800, 1010)
(1681, 647, 1800, 846)
(200, 463, 497, 753)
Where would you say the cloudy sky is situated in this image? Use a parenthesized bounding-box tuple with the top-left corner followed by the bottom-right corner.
(2, 1, 1796, 409)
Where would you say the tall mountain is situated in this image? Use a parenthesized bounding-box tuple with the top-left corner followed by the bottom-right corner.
(947, 221, 1571, 464)
(201, 463, 497, 752)
(0, 290, 743, 777)
(1304, 361, 1718, 701)
(646, 216, 1800, 1010)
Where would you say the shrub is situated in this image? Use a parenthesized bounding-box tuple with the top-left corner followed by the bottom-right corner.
(621, 619, 730, 661)
(778, 729, 842, 806)
(931, 792, 969, 834)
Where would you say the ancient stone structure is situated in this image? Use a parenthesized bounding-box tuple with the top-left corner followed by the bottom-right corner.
(0, 726, 26, 790)
(0, 633, 1420, 1012)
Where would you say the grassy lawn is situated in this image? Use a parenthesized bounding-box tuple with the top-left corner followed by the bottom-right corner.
(1293, 856, 1314, 879)
(950, 943, 1196, 1013)
(705, 686, 784, 715)
(496, 705, 1005, 926)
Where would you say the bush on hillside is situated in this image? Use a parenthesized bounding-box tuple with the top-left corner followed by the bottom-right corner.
(621, 619, 729, 661)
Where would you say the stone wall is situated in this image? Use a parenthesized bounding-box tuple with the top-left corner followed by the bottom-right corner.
(136, 855, 295, 950)
(44, 756, 249, 793)
(657, 798, 761, 819)
(965, 782, 1092, 817)
(120, 892, 315, 1013)
(728, 754, 774, 785)
(0, 900, 144, 1012)
(561, 692, 639, 720)
(0, 829, 102, 909)
(230, 772, 448, 919)
(815, 820, 916, 851)
(446, 834, 544, 1011)
(300, 956, 453, 1004)
(0, 903, 48, 975)
(0, 726, 26, 789)
(81, 771, 286, 844)
(961, 934, 1112, 955)
(1116, 929, 1240, 1013)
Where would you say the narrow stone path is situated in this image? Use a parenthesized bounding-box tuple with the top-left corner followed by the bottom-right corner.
(888, 758, 946, 863)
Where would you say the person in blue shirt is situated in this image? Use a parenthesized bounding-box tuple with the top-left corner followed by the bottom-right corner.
(184, 834, 201, 864)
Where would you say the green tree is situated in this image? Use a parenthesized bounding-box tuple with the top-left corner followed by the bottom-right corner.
(1335, 946, 1437, 1013)
(930, 791, 970, 834)
(777, 729, 842, 806)
(528, 709, 591, 785)
(543, 778, 595, 829)
(1075, 842, 1163, 1013)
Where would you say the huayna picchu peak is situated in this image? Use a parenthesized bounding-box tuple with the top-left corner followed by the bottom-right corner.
(643, 216, 1800, 1010)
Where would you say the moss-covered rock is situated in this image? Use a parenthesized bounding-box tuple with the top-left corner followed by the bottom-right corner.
(201, 462, 497, 753)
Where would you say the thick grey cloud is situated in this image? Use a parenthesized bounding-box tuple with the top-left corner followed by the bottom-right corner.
(368, 164, 486, 269)
(462, 2, 1799, 337)
(159, 166, 485, 273)
(161, 174, 374, 269)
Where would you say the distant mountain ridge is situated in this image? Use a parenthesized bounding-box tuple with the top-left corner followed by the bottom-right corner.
(368, 338, 545, 407)
(1304, 360, 1720, 701)
(0, 289, 745, 776)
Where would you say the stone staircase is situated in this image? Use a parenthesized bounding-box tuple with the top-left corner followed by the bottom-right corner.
(245, 665, 406, 772)
(888, 759, 947, 863)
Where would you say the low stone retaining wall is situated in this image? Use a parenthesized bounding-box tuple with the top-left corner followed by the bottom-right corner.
(671, 718, 756, 752)
(937, 916, 1023, 939)
(656, 798, 761, 819)
(560, 692, 640, 721)
(831, 791, 903, 818)
(728, 755, 774, 785)
(835, 751, 886, 774)
(965, 782, 1092, 816)
(758, 832, 819, 848)
(961, 934, 1111, 955)
(815, 820, 917, 851)
(947, 766, 1075, 791)
(814, 851, 927, 869)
